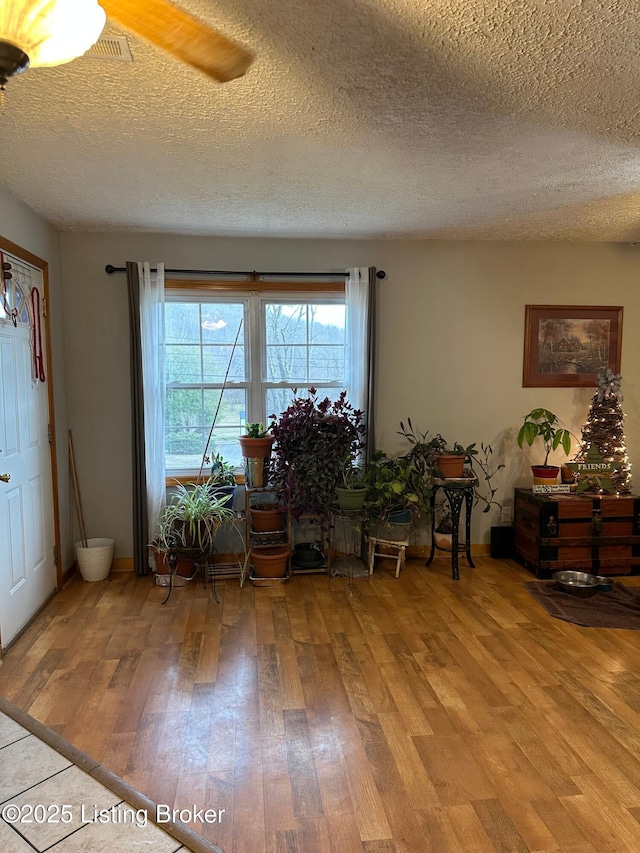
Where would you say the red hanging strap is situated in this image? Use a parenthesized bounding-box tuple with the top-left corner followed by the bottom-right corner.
(31, 286, 45, 382)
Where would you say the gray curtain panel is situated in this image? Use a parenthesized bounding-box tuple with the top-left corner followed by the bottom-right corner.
(126, 262, 149, 575)
(366, 266, 377, 461)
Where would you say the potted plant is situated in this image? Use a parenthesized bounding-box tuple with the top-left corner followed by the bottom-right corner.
(362, 450, 431, 528)
(249, 498, 285, 533)
(238, 423, 274, 487)
(397, 424, 470, 480)
(433, 507, 454, 551)
(398, 420, 503, 515)
(250, 544, 290, 579)
(269, 388, 366, 526)
(517, 407, 573, 484)
(156, 478, 236, 557)
(335, 454, 367, 511)
(208, 452, 237, 506)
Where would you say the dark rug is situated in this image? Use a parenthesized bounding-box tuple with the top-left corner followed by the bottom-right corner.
(525, 581, 640, 629)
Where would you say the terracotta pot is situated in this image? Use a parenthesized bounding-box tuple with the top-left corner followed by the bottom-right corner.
(250, 545, 290, 578)
(238, 435, 274, 458)
(434, 531, 453, 551)
(150, 544, 194, 578)
(239, 435, 274, 487)
(531, 464, 559, 485)
(437, 453, 466, 479)
(250, 505, 283, 532)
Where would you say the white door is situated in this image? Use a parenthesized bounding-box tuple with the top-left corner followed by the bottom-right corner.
(0, 252, 55, 649)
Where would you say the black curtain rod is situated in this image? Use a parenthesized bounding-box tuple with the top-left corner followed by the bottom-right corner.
(105, 264, 386, 279)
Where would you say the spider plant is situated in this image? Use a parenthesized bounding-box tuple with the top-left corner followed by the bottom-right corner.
(158, 478, 236, 554)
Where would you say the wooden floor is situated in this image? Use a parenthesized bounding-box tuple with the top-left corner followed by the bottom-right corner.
(2, 557, 640, 852)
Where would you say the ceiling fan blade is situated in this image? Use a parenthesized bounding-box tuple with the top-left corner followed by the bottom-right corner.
(100, 0, 253, 82)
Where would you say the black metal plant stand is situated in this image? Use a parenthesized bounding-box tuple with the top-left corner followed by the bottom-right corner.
(426, 479, 476, 580)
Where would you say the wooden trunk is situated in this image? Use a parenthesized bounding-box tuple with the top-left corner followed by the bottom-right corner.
(514, 488, 640, 577)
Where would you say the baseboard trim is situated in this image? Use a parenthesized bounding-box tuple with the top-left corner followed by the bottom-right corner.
(407, 543, 491, 558)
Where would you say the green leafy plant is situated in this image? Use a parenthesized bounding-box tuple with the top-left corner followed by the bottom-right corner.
(208, 452, 237, 487)
(517, 408, 572, 465)
(398, 419, 503, 514)
(157, 479, 236, 554)
(339, 453, 367, 489)
(244, 422, 270, 438)
(362, 450, 431, 526)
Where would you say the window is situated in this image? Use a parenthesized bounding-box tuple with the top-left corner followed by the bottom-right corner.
(165, 286, 346, 474)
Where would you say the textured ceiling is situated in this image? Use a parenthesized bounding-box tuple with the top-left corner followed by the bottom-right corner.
(3, 0, 640, 240)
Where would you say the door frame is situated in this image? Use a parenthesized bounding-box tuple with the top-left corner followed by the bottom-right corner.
(0, 235, 63, 591)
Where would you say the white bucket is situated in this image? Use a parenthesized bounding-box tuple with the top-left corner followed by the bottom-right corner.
(75, 538, 115, 582)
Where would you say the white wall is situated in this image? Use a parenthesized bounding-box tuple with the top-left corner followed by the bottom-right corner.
(59, 232, 640, 554)
(0, 187, 72, 567)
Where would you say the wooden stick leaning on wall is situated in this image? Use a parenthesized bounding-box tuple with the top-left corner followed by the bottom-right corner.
(68, 430, 88, 548)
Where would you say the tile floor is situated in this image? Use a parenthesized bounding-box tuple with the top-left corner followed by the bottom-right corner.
(0, 708, 218, 853)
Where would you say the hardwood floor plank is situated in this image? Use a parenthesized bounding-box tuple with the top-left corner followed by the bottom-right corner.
(531, 796, 596, 851)
(283, 709, 324, 818)
(258, 643, 285, 736)
(444, 803, 496, 852)
(471, 797, 530, 852)
(413, 732, 496, 806)
(376, 712, 439, 810)
(275, 638, 306, 711)
(333, 713, 393, 843)
(572, 773, 640, 848)
(261, 735, 297, 832)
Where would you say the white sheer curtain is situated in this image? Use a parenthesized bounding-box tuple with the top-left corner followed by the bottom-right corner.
(138, 262, 165, 557)
(346, 266, 374, 454)
(346, 266, 372, 414)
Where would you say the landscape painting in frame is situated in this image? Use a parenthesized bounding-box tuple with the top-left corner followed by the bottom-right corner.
(523, 305, 623, 387)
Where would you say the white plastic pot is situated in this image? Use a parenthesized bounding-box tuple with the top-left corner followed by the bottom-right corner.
(75, 538, 115, 582)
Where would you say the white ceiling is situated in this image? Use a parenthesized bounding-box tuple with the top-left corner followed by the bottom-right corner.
(3, 0, 640, 241)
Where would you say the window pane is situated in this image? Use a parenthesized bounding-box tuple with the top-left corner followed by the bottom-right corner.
(166, 388, 204, 428)
(203, 388, 246, 429)
(309, 346, 344, 382)
(205, 427, 244, 468)
(166, 302, 201, 344)
(267, 388, 299, 419)
(201, 303, 244, 343)
(266, 345, 309, 382)
(202, 345, 246, 382)
(203, 389, 246, 468)
(166, 427, 205, 470)
(166, 345, 202, 383)
(266, 304, 307, 344)
(166, 388, 247, 471)
(309, 304, 345, 342)
(266, 386, 341, 421)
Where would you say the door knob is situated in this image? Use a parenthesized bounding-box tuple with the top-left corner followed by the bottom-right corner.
(0, 473, 10, 482)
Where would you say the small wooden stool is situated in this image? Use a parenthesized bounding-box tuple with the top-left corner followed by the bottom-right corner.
(367, 524, 410, 578)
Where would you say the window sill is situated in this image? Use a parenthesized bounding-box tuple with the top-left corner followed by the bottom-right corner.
(165, 472, 245, 487)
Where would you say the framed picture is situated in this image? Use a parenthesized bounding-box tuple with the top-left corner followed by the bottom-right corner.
(523, 305, 623, 387)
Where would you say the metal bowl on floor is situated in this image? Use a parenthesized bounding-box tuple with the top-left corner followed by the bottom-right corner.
(552, 570, 599, 597)
(595, 575, 613, 591)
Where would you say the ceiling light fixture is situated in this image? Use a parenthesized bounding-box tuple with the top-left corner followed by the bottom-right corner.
(0, 0, 106, 91)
